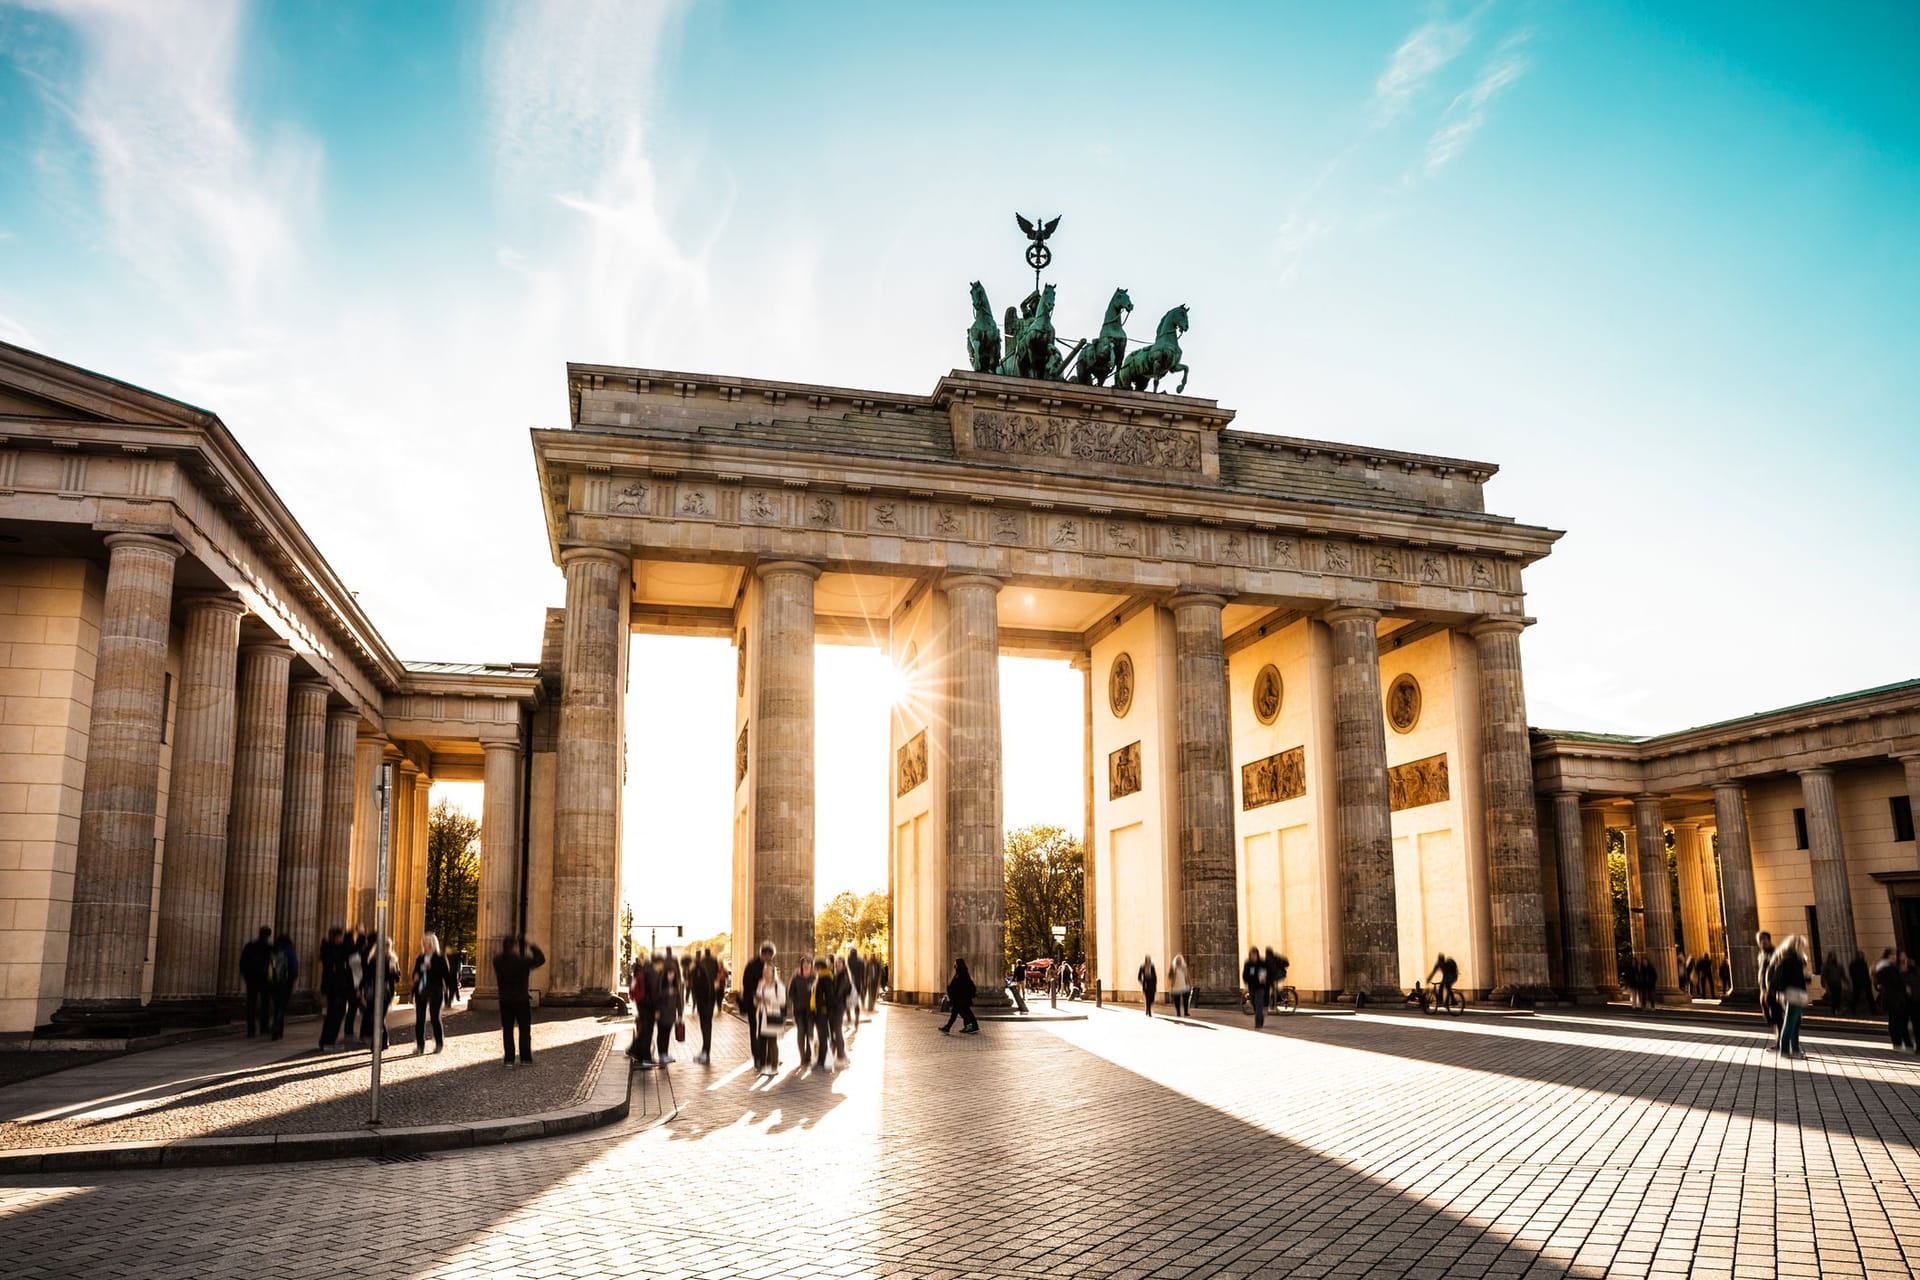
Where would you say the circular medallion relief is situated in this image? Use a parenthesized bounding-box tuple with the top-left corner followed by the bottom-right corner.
(1386, 673, 1421, 734)
(1252, 664, 1283, 725)
(1109, 653, 1135, 719)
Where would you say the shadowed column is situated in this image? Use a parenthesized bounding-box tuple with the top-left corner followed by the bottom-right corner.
(411, 772, 432, 964)
(218, 642, 293, 1000)
(150, 594, 244, 1015)
(1699, 823, 1727, 974)
(1171, 593, 1236, 999)
(1631, 795, 1683, 1001)
(1798, 767, 1857, 966)
(552, 547, 629, 1000)
(315, 708, 358, 961)
(1323, 606, 1398, 1000)
(349, 735, 384, 930)
(1712, 781, 1762, 1002)
(1580, 805, 1618, 992)
(1672, 821, 1709, 985)
(1623, 823, 1647, 957)
(942, 573, 1004, 996)
(1471, 619, 1552, 998)
(273, 678, 329, 1012)
(1550, 791, 1597, 994)
(56, 532, 184, 1023)
(752, 561, 821, 969)
(475, 739, 522, 1000)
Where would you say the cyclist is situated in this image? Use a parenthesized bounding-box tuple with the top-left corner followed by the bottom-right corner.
(1243, 947, 1270, 1027)
(1427, 953, 1460, 1011)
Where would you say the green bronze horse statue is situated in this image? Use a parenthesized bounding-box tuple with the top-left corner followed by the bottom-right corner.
(1071, 286, 1132, 386)
(967, 281, 1001, 374)
(1117, 303, 1190, 393)
(998, 283, 1057, 380)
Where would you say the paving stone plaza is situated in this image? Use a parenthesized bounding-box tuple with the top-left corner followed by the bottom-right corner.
(4, 1005, 1919, 1279)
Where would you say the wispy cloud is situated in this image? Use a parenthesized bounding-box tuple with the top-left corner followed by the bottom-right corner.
(1424, 31, 1533, 176)
(1371, 9, 1479, 125)
(12, 0, 318, 314)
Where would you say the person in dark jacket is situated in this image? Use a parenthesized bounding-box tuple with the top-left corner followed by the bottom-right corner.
(361, 934, 399, 1049)
(1819, 951, 1847, 1014)
(688, 949, 719, 1065)
(318, 927, 353, 1050)
(238, 926, 274, 1037)
(740, 942, 774, 1070)
(411, 932, 457, 1054)
(846, 946, 866, 1030)
(652, 952, 684, 1066)
(1873, 951, 1910, 1051)
(941, 957, 979, 1034)
(494, 935, 546, 1065)
(268, 931, 297, 1040)
(789, 959, 816, 1066)
(1138, 955, 1158, 1017)
(1769, 935, 1811, 1058)
(810, 957, 841, 1069)
(1243, 947, 1270, 1028)
(1848, 951, 1876, 1016)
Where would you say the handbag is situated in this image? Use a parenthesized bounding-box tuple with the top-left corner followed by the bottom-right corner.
(674, 1019, 686, 1043)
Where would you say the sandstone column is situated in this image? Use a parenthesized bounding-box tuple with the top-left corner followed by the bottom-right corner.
(1631, 795, 1683, 1001)
(1699, 828, 1727, 970)
(1550, 791, 1597, 994)
(1470, 619, 1551, 997)
(1712, 781, 1762, 1002)
(1580, 806, 1618, 992)
(942, 573, 1006, 996)
(1324, 606, 1398, 1000)
(273, 678, 329, 1012)
(1072, 653, 1097, 981)
(1622, 823, 1647, 957)
(552, 547, 629, 1000)
(744, 561, 820, 972)
(56, 533, 184, 1023)
(349, 735, 385, 930)
(475, 739, 523, 1000)
(149, 594, 244, 1015)
(217, 643, 293, 999)
(1798, 766, 1857, 965)
(389, 761, 417, 967)
(1900, 755, 1920, 842)
(411, 772, 433, 965)
(1171, 593, 1237, 998)
(1672, 821, 1709, 980)
(316, 709, 358, 950)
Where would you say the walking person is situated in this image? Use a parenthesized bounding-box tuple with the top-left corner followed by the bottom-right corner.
(689, 948, 719, 1064)
(1138, 955, 1158, 1017)
(1007, 956, 1030, 1015)
(494, 935, 545, 1066)
(741, 942, 775, 1071)
(1848, 950, 1876, 1016)
(1769, 934, 1811, 1058)
(1873, 950, 1911, 1051)
(754, 955, 787, 1077)
(411, 933, 456, 1054)
(361, 933, 399, 1050)
(1756, 931, 1778, 1030)
(846, 946, 866, 1030)
(832, 953, 857, 1050)
(811, 957, 844, 1071)
(268, 931, 297, 1040)
(318, 927, 353, 1050)
(653, 952, 684, 1066)
(940, 957, 979, 1034)
(627, 949, 657, 1068)
(239, 926, 274, 1037)
(788, 958, 815, 1067)
(1243, 947, 1270, 1028)
(1168, 954, 1193, 1017)
(1819, 951, 1847, 1014)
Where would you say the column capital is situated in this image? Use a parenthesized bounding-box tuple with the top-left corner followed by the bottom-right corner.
(1796, 764, 1835, 780)
(1671, 818, 1702, 833)
(1467, 615, 1531, 638)
(756, 558, 823, 582)
(938, 570, 1004, 593)
(102, 530, 184, 560)
(1320, 603, 1383, 626)
(1710, 778, 1747, 797)
(412, 772, 434, 793)
(179, 593, 247, 617)
(1067, 652, 1091, 673)
(558, 544, 630, 571)
(290, 676, 331, 696)
(482, 738, 523, 758)
(1168, 590, 1231, 612)
(1552, 789, 1584, 803)
(328, 706, 362, 728)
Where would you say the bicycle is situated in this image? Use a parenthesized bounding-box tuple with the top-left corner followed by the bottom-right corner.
(1422, 986, 1465, 1016)
(1273, 984, 1300, 1014)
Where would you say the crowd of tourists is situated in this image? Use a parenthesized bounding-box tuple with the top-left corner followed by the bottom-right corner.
(1753, 930, 1917, 1056)
(729, 942, 883, 1076)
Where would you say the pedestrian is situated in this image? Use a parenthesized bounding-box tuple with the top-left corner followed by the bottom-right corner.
(789, 958, 815, 1066)
(689, 948, 719, 1064)
(741, 942, 776, 1071)
(494, 935, 546, 1066)
(1678, 954, 1696, 997)
(627, 949, 657, 1068)
(1848, 950, 1876, 1016)
(318, 927, 353, 1050)
(411, 932, 455, 1054)
(811, 957, 845, 1070)
(1756, 931, 1778, 1029)
(361, 933, 399, 1050)
(1007, 956, 1030, 1015)
(1905, 953, 1920, 1051)
(1697, 953, 1716, 997)
(1769, 934, 1811, 1058)
(754, 955, 787, 1077)
(653, 952, 684, 1066)
(1719, 955, 1732, 995)
(1138, 955, 1158, 1017)
(447, 951, 463, 1005)
(343, 930, 368, 1041)
(1168, 954, 1192, 1017)
(833, 953, 857, 1048)
(1873, 950, 1911, 1051)
(1243, 947, 1269, 1028)
(238, 925, 274, 1037)
(940, 957, 979, 1034)
(268, 931, 297, 1040)
(1819, 951, 1846, 1014)
(846, 946, 866, 1029)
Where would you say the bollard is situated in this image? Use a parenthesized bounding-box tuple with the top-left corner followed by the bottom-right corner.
(1095, 979, 1103, 1009)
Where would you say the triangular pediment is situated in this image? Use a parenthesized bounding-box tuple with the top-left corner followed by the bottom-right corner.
(0, 340, 215, 430)
(0, 383, 92, 421)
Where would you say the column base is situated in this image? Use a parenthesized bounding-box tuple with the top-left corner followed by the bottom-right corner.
(540, 989, 621, 1009)
(1488, 986, 1550, 1008)
(46, 1000, 159, 1039)
(1654, 987, 1692, 1006)
(1342, 985, 1406, 1007)
(287, 990, 319, 1018)
(1719, 988, 1760, 1008)
(144, 997, 224, 1027)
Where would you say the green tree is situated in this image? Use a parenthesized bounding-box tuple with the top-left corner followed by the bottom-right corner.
(815, 890, 861, 956)
(853, 890, 890, 955)
(425, 799, 480, 958)
(1004, 824, 1083, 967)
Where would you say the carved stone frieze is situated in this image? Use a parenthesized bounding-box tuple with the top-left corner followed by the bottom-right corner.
(1109, 653, 1134, 718)
(1386, 674, 1421, 734)
(1388, 752, 1449, 811)
(736, 723, 749, 786)
(1109, 740, 1143, 799)
(1252, 664, 1283, 725)
(966, 407, 1203, 473)
(1241, 745, 1305, 809)
(609, 481, 648, 514)
(897, 728, 928, 796)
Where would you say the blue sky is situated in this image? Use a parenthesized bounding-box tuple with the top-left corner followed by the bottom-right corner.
(2, 1, 1915, 929)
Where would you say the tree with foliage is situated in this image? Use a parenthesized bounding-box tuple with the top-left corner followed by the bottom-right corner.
(1004, 824, 1083, 967)
(815, 890, 890, 957)
(425, 799, 480, 958)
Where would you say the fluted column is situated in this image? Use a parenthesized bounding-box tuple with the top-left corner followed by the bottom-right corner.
(1672, 821, 1709, 978)
(1580, 806, 1618, 992)
(1623, 824, 1647, 956)
(1324, 606, 1398, 999)
(742, 560, 820, 972)
(316, 709, 358, 953)
(273, 678, 329, 1011)
(349, 736, 385, 929)
(1171, 593, 1236, 998)
(1901, 755, 1920, 843)
(149, 595, 244, 1014)
(56, 533, 184, 1023)
(475, 740, 523, 999)
(390, 762, 418, 967)
(1073, 653, 1097, 980)
(1699, 828, 1726, 968)
(1470, 619, 1551, 997)
(410, 772, 432, 966)
(942, 573, 1005, 994)
(552, 546, 629, 1000)
(1798, 767, 1857, 966)
(1711, 782, 1762, 1002)
(1631, 796, 1682, 1001)
(218, 643, 293, 1000)
(1550, 791, 1597, 994)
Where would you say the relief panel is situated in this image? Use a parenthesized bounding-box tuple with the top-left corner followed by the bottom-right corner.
(1241, 746, 1306, 810)
(1388, 753, 1449, 811)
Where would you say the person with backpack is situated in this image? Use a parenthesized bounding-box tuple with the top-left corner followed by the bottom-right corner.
(238, 926, 274, 1037)
(411, 932, 456, 1055)
(940, 957, 979, 1034)
(495, 935, 546, 1066)
(1243, 947, 1270, 1028)
(268, 931, 297, 1040)
(1428, 952, 1460, 1011)
(1138, 955, 1158, 1017)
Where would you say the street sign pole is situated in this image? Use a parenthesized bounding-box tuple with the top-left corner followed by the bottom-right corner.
(369, 762, 392, 1126)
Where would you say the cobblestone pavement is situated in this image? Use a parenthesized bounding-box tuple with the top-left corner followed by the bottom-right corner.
(2, 1003, 1917, 1278)
(0, 1007, 617, 1147)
